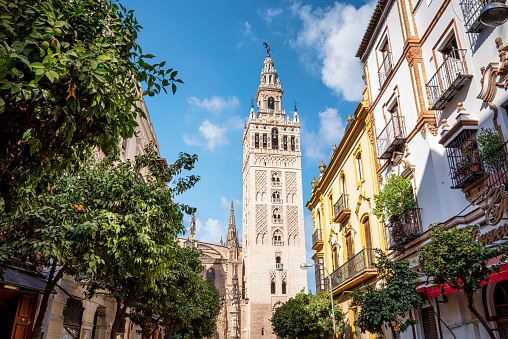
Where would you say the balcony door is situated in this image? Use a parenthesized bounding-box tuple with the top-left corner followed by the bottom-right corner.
(346, 233, 354, 278)
(440, 36, 461, 88)
(363, 219, 373, 266)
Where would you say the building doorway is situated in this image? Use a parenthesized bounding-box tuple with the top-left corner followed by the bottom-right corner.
(495, 281, 508, 339)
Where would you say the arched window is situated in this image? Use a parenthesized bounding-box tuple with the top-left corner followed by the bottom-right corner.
(332, 246, 339, 271)
(262, 134, 268, 148)
(272, 191, 281, 203)
(273, 229, 283, 245)
(271, 128, 278, 150)
(268, 97, 275, 110)
(63, 298, 83, 338)
(340, 173, 347, 196)
(355, 152, 364, 181)
(276, 256, 281, 263)
(271, 172, 281, 186)
(282, 281, 287, 294)
(206, 267, 215, 286)
(262, 328, 265, 336)
(283, 136, 288, 150)
(495, 281, 508, 332)
(271, 281, 276, 294)
(272, 208, 282, 223)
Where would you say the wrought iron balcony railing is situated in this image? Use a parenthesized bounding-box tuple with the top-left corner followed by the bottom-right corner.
(271, 181, 282, 187)
(272, 240, 284, 246)
(378, 52, 393, 87)
(333, 194, 350, 223)
(426, 49, 472, 110)
(460, 0, 494, 33)
(446, 130, 484, 189)
(312, 228, 323, 250)
(387, 208, 423, 251)
(376, 115, 406, 159)
(272, 218, 283, 224)
(329, 248, 375, 289)
(483, 142, 508, 189)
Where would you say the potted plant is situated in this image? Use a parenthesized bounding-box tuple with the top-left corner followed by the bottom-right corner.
(476, 127, 504, 174)
(372, 174, 416, 224)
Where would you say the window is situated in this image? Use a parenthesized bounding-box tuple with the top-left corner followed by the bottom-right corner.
(291, 136, 295, 151)
(206, 268, 215, 286)
(255, 134, 259, 148)
(283, 136, 288, 150)
(272, 208, 282, 224)
(272, 191, 281, 203)
(262, 328, 265, 336)
(271, 173, 281, 186)
(282, 281, 287, 294)
(271, 128, 279, 150)
(268, 97, 275, 110)
(355, 153, 364, 182)
(314, 257, 326, 292)
(332, 246, 339, 271)
(378, 37, 393, 86)
(263, 134, 268, 148)
(421, 307, 439, 339)
(271, 281, 276, 294)
(63, 298, 83, 339)
(276, 256, 281, 263)
(340, 173, 347, 196)
(273, 229, 283, 245)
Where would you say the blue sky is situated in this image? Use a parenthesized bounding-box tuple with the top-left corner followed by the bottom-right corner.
(122, 0, 375, 292)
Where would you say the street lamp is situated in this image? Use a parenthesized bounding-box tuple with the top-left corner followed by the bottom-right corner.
(221, 274, 249, 339)
(300, 263, 336, 338)
(479, 1, 508, 27)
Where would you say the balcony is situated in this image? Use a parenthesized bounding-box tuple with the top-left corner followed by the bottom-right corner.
(426, 49, 472, 110)
(272, 240, 284, 246)
(272, 218, 283, 224)
(312, 228, 323, 250)
(376, 116, 406, 160)
(275, 263, 283, 270)
(272, 198, 282, 204)
(483, 142, 508, 188)
(387, 208, 423, 251)
(271, 181, 282, 187)
(329, 249, 376, 291)
(333, 194, 350, 223)
(445, 130, 484, 189)
(460, 0, 490, 33)
(378, 52, 393, 87)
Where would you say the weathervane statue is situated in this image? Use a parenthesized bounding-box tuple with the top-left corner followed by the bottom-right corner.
(263, 42, 272, 57)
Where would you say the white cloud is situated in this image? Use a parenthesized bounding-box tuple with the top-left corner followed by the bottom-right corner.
(291, 1, 375, 101)
(221, 196, 241, 210)
(302, 107, 345, 160)
(182, 120, 228, 150)
(195, 218, 227, 244)
(244, 21, 252, 35)
(186, 96, 240, 115)
(226, 116, 245, 130)
(259, 7, 283, 23)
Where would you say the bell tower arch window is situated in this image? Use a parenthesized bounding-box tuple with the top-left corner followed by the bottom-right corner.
(271, 128, 279, 150)
(268, 97, 275, 110)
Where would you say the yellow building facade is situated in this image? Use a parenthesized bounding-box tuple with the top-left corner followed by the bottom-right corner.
(306, 87, 384, 339)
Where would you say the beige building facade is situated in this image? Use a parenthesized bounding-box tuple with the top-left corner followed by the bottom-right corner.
(241, 50, 308, 339)
(307, 87, 384, 339)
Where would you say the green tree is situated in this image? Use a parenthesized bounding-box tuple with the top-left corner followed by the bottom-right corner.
(271, 290, 342, 339)
(0, 145, 198, 339)
(0, 0, 182, 209)
(129, 246, 221, 339)
(419, 224, 508, 339)
(351, 250, 423, 337)
(372, 175, 416, 223)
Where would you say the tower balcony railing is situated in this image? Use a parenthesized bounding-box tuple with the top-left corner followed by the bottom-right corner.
(272, 198, 282, 204)
(275, 263, 284, 270)
(329, 249, 376, 290)
(378, 52, 393, 87)
(312, 228, 323, 250)
(377, 115, 406, 160)
(272, 240, 284, 246)
(333, 194, 350, 223)
(426, 49, 472, 110)
(387, 208, 423, 251)
(258, 108, 286, 115)
(272, 218, 283, 224)
(271, 181, 282, 187)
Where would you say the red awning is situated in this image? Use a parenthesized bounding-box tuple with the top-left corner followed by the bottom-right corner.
(417, 261, 508, 299)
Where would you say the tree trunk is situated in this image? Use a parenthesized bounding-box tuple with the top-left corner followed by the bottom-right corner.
(467, 298, 496, 339)
(31, 262, 69, 339)
(110, 288, 137, 339)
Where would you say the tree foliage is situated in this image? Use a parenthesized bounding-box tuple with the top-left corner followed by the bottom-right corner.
(351, 250, 423, 336)
(372, 175, 416, 223)
(0, 145, 199, 339)
(271, 290, 343, 339)
(0, 0, 182, 208)
(128, 246, 221, 339)
(419, 224, 508, 339)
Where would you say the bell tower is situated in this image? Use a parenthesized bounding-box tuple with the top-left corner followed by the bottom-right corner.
(241, 45, 307, 339)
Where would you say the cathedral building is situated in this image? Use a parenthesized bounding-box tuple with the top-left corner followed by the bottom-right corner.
(241, 47, 308, 339)
(179, 202, 244, 339)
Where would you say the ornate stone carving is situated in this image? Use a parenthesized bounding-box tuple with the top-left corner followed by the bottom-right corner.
(420, 124, 427, 139)
(287, 206, 298, 239)
(405, 46, 423, 64)
(286, 172, 297, 194)
(427, 120, 438, 136)
(256, 204, 268, 238)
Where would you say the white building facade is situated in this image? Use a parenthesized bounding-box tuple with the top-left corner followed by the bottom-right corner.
(241, 50, 307, 339)
(358, 0, 508, 338)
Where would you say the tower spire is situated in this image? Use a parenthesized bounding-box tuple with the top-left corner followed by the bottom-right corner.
(189, 214, 196, 241)
(226, 201, 238, 247)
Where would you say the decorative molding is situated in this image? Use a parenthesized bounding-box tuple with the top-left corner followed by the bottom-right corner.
(427, 120, 438, 136)
(405, 45, 423, 65)
(420, 124, 427, 140)
(355, 192, 372, 217)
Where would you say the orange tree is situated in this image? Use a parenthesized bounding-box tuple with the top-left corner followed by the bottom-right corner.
(0, 0, 182, 210)
(419, 224, 508, 339)
(0, 145, 199, 339)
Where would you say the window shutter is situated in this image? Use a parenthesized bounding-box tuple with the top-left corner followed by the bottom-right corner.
(421, 307, 439, 339)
